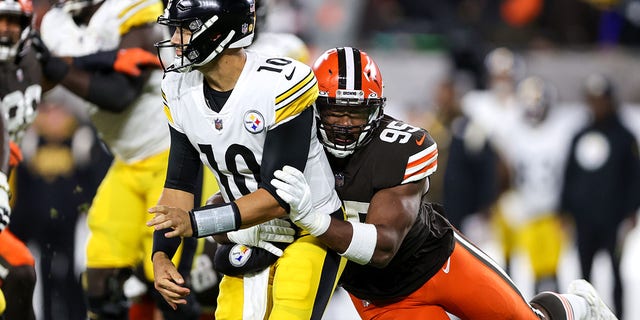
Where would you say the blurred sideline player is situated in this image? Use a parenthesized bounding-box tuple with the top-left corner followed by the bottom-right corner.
(0, 1, 40, 319)
(460, 47, 526, 273)
(271, 46, 618, 320)
(36, 1, 201, 319)
(498, 76, 586, 294)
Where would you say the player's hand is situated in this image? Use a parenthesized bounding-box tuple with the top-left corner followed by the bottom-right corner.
(271, 165, 330, 237)
(114, 48, 161, 77)
(227, 219, 295, 256)
(147, 205, 193, 237)
(152, 252, 190, 310)
(0, 172, 11, 233)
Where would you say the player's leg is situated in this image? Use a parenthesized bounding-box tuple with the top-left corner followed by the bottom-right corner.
(85, 158, 150, 319)
(0, 230, 36, 320)
(428, 231, 543, 319)
(530, 279, 617, 320)
(270, 233, 346, 320)
(520, 214, 563, 293)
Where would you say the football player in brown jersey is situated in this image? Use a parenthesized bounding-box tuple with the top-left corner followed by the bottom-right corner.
(271, 47, 618, 320)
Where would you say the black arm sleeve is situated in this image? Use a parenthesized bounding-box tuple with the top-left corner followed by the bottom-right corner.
(152, 229, 181, 260)
(259, 107, 313, 210)
(86, 71, 145, 113)
(165, 125, 202, 194)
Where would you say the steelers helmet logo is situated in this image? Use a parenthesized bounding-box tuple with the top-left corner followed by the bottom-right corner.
(244, 110, 265, 133)
(229, 244, 252, 267)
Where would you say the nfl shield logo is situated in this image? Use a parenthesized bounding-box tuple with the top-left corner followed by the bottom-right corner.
(241, 23, 248, 34)
(214, 119, 223, 130)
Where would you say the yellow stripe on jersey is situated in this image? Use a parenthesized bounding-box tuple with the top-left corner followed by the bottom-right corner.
(118, 0, 163, 35)
(274, 70, 318, 124)
(161, 89, 174, 124)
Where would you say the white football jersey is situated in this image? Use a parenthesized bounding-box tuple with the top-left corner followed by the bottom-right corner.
(500, 104, 587, 219)
(249, 32, 310, 64)
(40, 0, 169, 163)
(461, 90, 520, 155)
(162, 51, 341, 215)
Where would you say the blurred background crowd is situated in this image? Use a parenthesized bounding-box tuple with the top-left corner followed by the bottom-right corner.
(7, 0, 640, 319)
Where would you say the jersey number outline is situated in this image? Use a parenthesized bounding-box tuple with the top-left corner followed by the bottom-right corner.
(380, 120, 420, 144)
(257, 58, 294, 79)
(199, 143, 261, 201)
(1, 84, 42, 141)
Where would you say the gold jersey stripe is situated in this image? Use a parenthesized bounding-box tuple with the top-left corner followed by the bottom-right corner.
(119, 1, 163, 35)
(275, 69, 315, 107)
(274, 82, 318, 124)
(163, 103, 174, 124)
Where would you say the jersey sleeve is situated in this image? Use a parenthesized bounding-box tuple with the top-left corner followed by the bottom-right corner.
(271, 61, 318, 129)
(160, 74, 183, 133)
(371, 119, 439, 189)
(116, 0, 164, 35)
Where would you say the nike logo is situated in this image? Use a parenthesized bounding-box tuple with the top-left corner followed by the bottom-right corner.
(416, 133, 426, 146)
(285, 67, 296, 80)
(442, 257, 451, 274)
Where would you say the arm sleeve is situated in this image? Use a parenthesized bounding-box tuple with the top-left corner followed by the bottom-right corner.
(259, 107, 313, 210)
(86, 71, 145, 113)
(165, 125, 202, 194)
(152, 229, 181, 260)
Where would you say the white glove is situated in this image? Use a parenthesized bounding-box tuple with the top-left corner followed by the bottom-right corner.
(271, 165, 330, 237)
(0, 172, 11, 233)
(226, 218, 295, 257)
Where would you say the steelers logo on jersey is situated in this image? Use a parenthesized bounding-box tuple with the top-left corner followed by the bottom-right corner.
(244, 110, 265, 133)
(229, 244, 253, 267)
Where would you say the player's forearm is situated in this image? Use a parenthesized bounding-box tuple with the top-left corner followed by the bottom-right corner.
(235, 188, 287, 227)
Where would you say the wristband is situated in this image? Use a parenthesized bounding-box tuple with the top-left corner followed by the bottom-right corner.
(340, 220, 377, 265)
(189, 202, 241, 237)
(152, 229, 181, 261)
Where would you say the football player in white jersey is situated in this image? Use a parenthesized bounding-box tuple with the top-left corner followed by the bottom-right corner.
(146, 1, 345, 319)
(35, 1, 202, 319)
(498, 76, 586, 294)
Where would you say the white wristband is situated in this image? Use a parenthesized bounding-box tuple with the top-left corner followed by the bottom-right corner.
(340, 220, 377, 265)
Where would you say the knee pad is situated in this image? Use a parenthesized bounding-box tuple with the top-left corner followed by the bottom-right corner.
(530, 291, 568, 320)
(83, 268, 132, 320)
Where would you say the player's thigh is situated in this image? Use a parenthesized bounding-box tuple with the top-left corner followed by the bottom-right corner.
(86, 161, 148, 268)
(215, 274, 245, 320)
(519, 214, 563, 278)
(270, 235, 346, 320)
(348, 293, 450, 320)
(428, 232, 540, 319)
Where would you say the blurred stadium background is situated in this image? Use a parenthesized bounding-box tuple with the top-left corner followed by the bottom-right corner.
(17, 0, 640, 319)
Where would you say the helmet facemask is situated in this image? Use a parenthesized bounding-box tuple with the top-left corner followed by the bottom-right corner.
(315, 91, 385, 158)
(155, 0, 255, 73)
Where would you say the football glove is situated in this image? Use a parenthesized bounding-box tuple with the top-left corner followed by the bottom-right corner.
(113, 48, 161, 77)
(271, 166, 330, 237)
(226, 218, 295, 257)
(0, 172, 11, 233)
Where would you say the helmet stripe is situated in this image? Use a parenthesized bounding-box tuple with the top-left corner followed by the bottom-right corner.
(336, 47, 362, 90)
(352, 47, 362, 90)
(337, 47, 347, 89)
